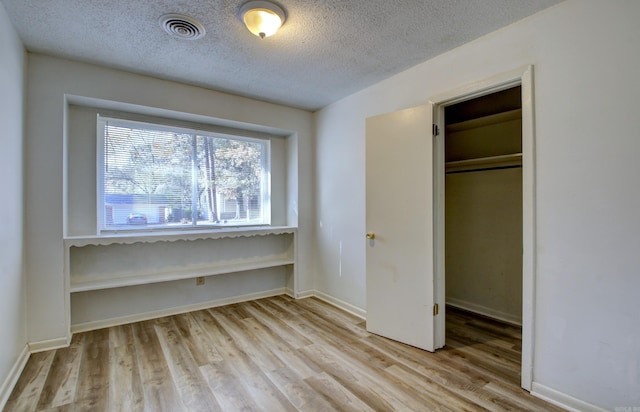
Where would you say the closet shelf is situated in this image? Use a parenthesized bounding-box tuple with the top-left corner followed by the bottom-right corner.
(446, 153, 522, 173)
(446, 108, 522, 132)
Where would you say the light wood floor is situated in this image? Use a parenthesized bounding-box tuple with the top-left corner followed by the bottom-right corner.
(5, 296, 561, 411)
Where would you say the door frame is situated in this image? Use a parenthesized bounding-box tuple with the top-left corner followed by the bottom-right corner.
(431, 65, 536, 391)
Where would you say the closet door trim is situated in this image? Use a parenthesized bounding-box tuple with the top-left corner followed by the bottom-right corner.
(430, 65, 536, 392)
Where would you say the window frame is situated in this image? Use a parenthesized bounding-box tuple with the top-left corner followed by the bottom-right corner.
(96, 115, 271, 233)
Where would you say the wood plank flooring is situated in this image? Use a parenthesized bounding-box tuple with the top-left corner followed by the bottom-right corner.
(5, 296, 562, 411)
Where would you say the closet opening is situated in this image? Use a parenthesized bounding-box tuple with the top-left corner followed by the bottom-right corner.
(443, 86, 523, 385)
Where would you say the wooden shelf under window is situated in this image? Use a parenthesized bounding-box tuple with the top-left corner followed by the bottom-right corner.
(69, 255, 294, 292)
(66, 226, 297, 293)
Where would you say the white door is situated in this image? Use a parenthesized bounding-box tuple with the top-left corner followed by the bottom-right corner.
(365, 104, 441, 352)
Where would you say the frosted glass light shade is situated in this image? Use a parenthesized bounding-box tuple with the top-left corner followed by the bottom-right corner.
(240, 1, 286, 38)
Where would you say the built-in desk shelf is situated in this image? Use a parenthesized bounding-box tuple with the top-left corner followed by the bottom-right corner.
(65, 226, 297, 294)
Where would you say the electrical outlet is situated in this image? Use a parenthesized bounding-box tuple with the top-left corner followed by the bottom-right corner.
(196, 277, 205, 286)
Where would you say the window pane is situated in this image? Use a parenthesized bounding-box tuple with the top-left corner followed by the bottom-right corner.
(99, 116, 269, 232)
(102, 121, 194, 228)
(196, 135, 266, 225)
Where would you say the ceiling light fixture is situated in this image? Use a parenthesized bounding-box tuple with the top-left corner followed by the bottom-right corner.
(239, 1, 286, 39)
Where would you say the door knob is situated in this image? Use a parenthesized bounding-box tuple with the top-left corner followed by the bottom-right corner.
(366, 232, 376, 240)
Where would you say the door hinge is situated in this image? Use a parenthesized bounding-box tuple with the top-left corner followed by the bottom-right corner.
(432, 124, 439, 136)
(433, 303, 439, 316)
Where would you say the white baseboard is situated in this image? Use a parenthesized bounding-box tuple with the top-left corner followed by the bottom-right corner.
(294, 289, 315, 299)
(308, 290, 366, 320)
(284, 287, 294, 298)
(71, 287, 287, 333)
(446, 297, 522, 326)
(244, 287, 368, 320)
(531, 382, 607, 412)
(70, 287, 366, 334)
(0, 344, 30, 410)
(28, 336, 70, 353)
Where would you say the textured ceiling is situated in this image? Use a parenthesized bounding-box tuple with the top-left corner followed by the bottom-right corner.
(1, 0, 561, 111)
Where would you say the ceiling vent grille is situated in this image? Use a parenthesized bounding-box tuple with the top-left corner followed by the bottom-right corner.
(160, 14, 205, 40)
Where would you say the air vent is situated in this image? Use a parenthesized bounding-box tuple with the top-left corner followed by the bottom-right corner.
(159, 14, 205, 40)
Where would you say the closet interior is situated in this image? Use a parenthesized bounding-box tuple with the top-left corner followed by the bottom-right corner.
(444, 86, 523, 326)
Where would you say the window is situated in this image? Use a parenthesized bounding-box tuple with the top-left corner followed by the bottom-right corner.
(97, 116, 270, 231)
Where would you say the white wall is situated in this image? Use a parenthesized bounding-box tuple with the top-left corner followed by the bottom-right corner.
(0, 2, 27, 405)
(446, 168, 523, 325)
(25, 54, 314, 344)
(314, 0, 640, 409)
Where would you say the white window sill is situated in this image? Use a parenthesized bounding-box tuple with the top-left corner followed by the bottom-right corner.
(64, 225, 297, 248)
